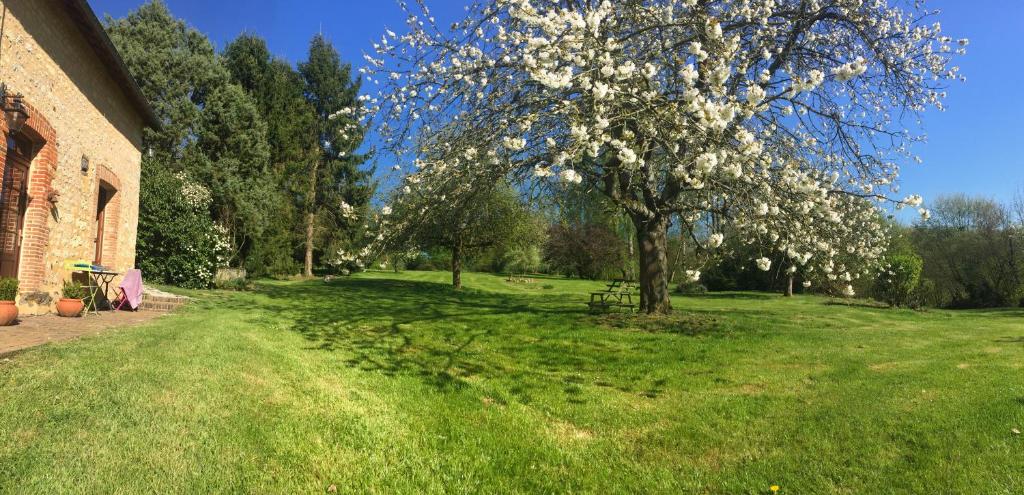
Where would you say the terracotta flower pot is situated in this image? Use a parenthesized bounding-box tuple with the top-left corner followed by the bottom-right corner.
(56, 298, 84, 318)
(0, 300, 18, 326)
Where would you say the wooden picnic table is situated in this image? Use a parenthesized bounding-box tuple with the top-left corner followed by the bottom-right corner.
(587, 278, 637, 313)
(604, 279, 637, 292)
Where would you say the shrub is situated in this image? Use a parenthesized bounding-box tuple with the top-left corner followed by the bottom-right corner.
(500, 246, 543, 275)
(875, 253, 924, 307)
(0, 277, 17, 301)
(61, 281, 86, 300)
(215, 279, 249, 291)
(136, 166, 230, 289)
(675, 281, 708, 295)
(543, 223, 626, 280)
(910, 278, 943, 309)
(406, 250, 447, 271)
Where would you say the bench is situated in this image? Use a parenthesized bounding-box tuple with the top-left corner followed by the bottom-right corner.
(587, 279, 637, 313)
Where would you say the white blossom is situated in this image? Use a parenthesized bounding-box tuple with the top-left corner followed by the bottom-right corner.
(560, 168, 583, 184)
(356, 0, 965, 308)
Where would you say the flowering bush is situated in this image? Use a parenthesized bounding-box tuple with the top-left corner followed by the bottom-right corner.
(176, 171, 212, 211)
(137, 167, 225, 289)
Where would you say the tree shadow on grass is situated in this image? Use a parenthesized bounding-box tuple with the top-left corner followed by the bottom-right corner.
(822, 299, 891, 309)
(233, 278, 589, 393)
(683, 292, 776, 301)
(199, 277, 745, 403)
(994, 336, 1024, 345)
(593, 312, 722, 337)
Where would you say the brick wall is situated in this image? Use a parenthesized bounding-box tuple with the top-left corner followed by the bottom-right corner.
(0, 0, 144, 314)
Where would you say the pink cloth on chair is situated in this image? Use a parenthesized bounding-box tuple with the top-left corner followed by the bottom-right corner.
(119, 269, 143, 310)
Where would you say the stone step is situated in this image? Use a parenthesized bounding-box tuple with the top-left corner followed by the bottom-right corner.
(143, 295, 186, 304)
(140, 301, 186, 312)
(139, 300, 187, 312)
(139, 287, 189, 313)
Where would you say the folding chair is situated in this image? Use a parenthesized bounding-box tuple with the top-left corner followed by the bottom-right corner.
(113, 269, 143, 311)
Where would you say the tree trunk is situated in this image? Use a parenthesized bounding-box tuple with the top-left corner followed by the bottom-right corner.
(667, 225, 686, 284)
(451, 241, 463, 289)
(634, 215, 673, 314)
(304, 212, 315, 277)
(304, 155, 320, 278)
(626, 225, 636, 281)
(785, 274, 794, 297)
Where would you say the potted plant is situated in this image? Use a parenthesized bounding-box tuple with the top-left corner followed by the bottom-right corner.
(56, 280, 86, 317)
(0, 277, 18, 326)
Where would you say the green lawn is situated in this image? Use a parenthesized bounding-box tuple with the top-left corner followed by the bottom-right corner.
(1, 271, 1022, 493)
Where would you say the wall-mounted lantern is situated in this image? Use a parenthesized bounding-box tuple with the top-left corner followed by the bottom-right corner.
(81, 155, 89, 173)
(0, 83, 29, 134)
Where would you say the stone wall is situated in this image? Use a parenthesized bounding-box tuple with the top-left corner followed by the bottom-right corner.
(0, 0, 144, 314)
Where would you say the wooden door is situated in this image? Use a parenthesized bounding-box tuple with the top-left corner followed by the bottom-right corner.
(94, 185, 111, 265)
(0, 137, 32, 279)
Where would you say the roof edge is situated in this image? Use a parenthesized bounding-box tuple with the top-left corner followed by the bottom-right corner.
(64, 0, 161, 130)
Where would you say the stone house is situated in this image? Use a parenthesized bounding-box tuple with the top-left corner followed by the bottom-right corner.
(0, 0, 158, 314)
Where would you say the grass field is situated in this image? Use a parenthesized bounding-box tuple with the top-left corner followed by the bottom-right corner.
(1, 271, 1022, 493)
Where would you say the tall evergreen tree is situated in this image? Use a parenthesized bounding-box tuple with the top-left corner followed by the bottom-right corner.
(106, 1, 274, 277)
(223, 34, 317, 275)
(188, 82, 273, 266)
(108, 4, 371, 281)
(298, 35, 373, 277)
(223, 34, 316, 168)
(221, 33, 270, 98)
(105, 0, 226, 167)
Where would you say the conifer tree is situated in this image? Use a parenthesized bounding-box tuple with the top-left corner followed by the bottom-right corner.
(297, 35, 373, 276)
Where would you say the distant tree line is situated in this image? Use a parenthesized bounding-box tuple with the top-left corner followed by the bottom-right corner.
(692, 193, 1024, 309)
(907, 194, 1023, 308)
(384, 184, 635, 284)
(105, 1, 371, 287)
(392, 186, 1024, 311)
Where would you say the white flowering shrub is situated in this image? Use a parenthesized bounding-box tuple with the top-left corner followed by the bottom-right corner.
(137, 168, 226, 289)
(358, 0, 964, 313)
(176, 171, 212, 212)
(212, 223, 232, 268)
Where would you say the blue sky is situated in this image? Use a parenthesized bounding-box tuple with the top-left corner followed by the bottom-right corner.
(87, 0, 1024, 206)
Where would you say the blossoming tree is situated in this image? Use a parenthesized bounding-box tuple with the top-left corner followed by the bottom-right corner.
(362, 0, 964, 313)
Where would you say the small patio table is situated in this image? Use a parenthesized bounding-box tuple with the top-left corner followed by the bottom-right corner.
(74, 269, 120, 315)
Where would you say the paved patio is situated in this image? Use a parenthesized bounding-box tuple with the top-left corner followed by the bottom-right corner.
(0, 311, 167, 357)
